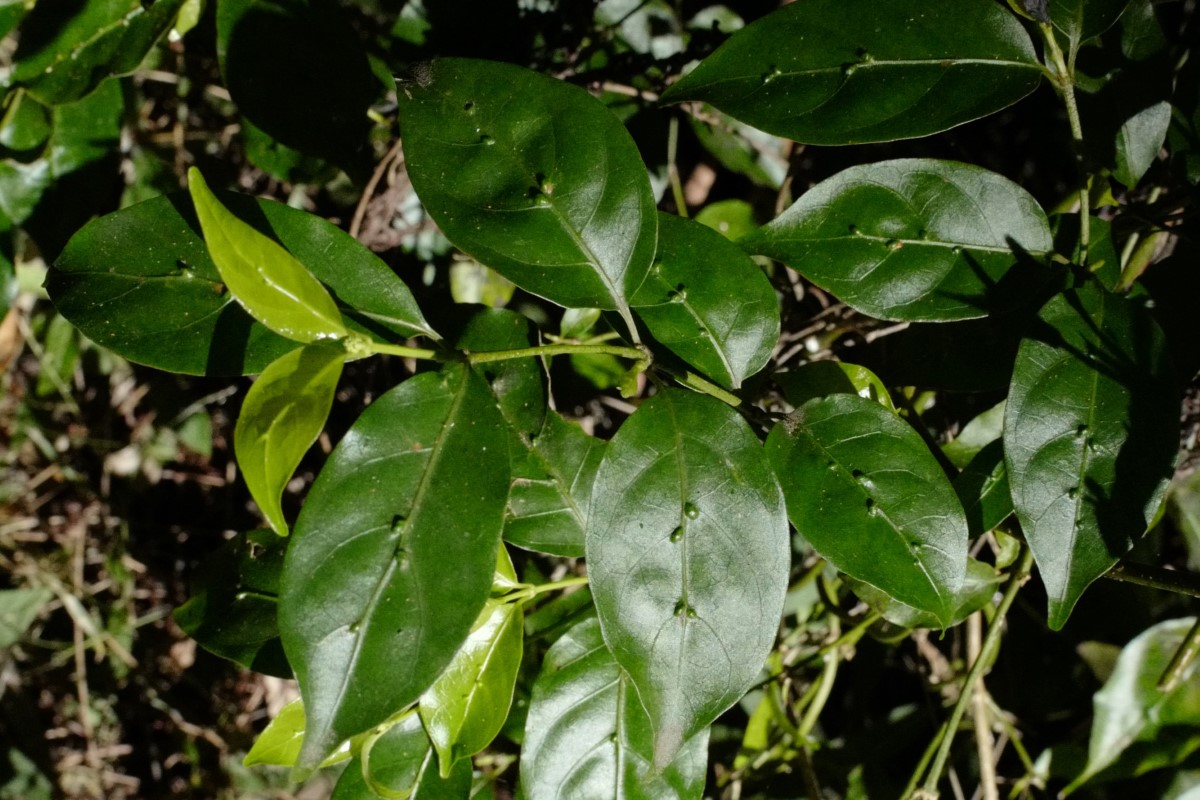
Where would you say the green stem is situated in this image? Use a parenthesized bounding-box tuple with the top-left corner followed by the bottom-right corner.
(363, 341, 442, 360)
(1105, 562, 1200, 599)
(468, 343, 645, 364)
(917, 545, 1035, 798)
(1158, 617, 1200, 692)
(668, 114, 688, 218)
(817, 610, 881, 658)
(1040, 23, 1090, 264)
(665, 368, 742, 407)
(797, 617, 841, 742)
(902, 721, 947, 800)
(503, 576, 589, 604)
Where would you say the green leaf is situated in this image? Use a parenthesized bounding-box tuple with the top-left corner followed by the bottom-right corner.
(1050, 0, 1131, 46)
(215, 0, 378, 179)
(419, 597, 522, 776)
(235, 343, 345, 536)
(1066, 618, 1200, 792)
(631, 213, 778, 389)
(0, 587, 54, 649)
(765, 394, 969, 626)
(688, 109, 787, 189)
(451, 307, 545, 440)
(775, 361, 894, 412)
(846, 558, 1003, 630)
(660, 0, 1043, 145)
(398, 58, 657, 327)
(280, 363, 510, 773)
(0, 91, 51, 154)
(942, 401, 1006, 469)
(694, 199, 758, 242)
(244, 698, 308, 767)
(48, 189, 436, 375)
(1113, 99, 1171, 189)
(520, 616, 710, 800)
(505, 411, 606, 558)
(1005, 281, 1179, 629)
(953, 440, 1014, 538)
(586, 390, 788, 766)
(188, 167, 348, 344)
(8, 0, 187, 105)
(741, 159, 1053, 321)
(331, 713, 472, 800)
(174, 529, 291, 677)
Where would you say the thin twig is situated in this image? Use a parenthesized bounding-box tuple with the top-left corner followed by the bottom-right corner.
(350, 138, 405, 240)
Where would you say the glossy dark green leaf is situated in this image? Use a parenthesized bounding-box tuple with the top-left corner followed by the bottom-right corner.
(631, 213, 778, 390)
(953, 440, 1014, 537)
(775, 361, 894, 412)
(215, 0, 377, 179)
(8, 0, 186, 105)
(419, 597, 522, 776)
(174, 529, 291, 677)
(452, 307, 545, 440)
(1066, 618, 1200, 792)
(1005, 281, 1178, 630)
(586, 390, 788, 766)
(741, 159, 1053, 321)
(505, 411, 606, 558)
(660, 0, 1043, 145)
(1051, 0, 1131, 45)
(189, 168, 348, 343)
(48, 190, 436, 376)
(331, 714, 472, 800)
(521, 616, 710, 800)
(766, 394, 969, 626)
(846, 558, 1002, 630)
(399, 58, 657, 327)
(235, 343, 345, 537)
(0, 2, 25, 40)
(280, 364, 510, 773)
(1120, 0, 1167, 61)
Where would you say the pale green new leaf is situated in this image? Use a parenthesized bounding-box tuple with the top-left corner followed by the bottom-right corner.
(331, 713, 472, 800)
(235, 343, 345, 536)
(419, 597, 523, 776)
(243, 698, 353, 768)
(521, 616, 709, 800)
(586, 390, 788, 767)
(188, 167, 348, 343)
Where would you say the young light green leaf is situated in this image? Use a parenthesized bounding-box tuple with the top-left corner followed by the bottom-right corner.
(1114, 100, 1171, 189)
(660, 0, 1043, 145)
(331, 713, 472, 800)
(235, 344, 344, 537)
(775, 361, 895, 412)
(846, 559, 1003, 630)
(1005, 281, 1178, 630)
(586, 390, 788, 767)
(49, 189, 437, 376)
(188, 167, 348, 343)
(741, 159, 1053, 322)
(279, 363, 510, 774)
(398, 58, 657, 329)
(521, 616, 710, 800)
(1066, 618, 1200, 793)
(942, 401, 1007, 469)
(632, 213, 778, 390)
(244, 698, 308, 768)
(765, 394, 969, 627)
(505, 411, 606, 558)
(419, 597, 522, 777)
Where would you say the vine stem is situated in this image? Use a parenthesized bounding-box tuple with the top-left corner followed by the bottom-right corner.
(1039, 22, 1090, 264)
(1105, 561, 1200, 599)
(914, 545, 1035, 798)
(468, 342, 645, 364)
(502, 576, 589, 604)
(1159, 616, 1200, 691)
